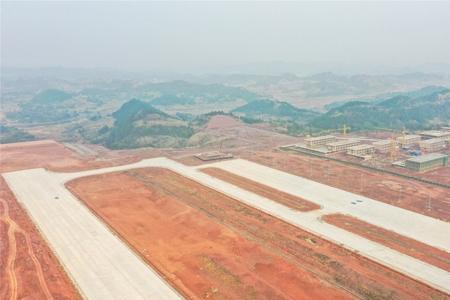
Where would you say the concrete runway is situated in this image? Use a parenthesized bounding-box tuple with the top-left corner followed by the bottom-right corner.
(198, 159, 450, 252)
(3, 167, 183, 300)
(3, 157, 450, 296)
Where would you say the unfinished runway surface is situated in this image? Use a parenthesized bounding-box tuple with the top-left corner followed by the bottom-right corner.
(3, 157, 450, 297)
(3, 168, 183, 300)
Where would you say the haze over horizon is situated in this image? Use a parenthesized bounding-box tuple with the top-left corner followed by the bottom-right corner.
(2, 1, 450, 75)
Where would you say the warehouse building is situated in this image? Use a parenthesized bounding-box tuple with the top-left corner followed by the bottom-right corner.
(418, 130, 450, 140)
(326, 139, 360, 152)
(419, 138, 447, 152)
(397, 135, 421, 148)
(404, 153, 448, 172)
(372, 140, 394, 153)
(305, 135, 336, 148)
(347, 144, 375, 158)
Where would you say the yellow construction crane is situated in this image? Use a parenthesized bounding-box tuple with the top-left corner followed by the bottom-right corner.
(402, 127, 407, 135)
(341, 124, 351, 135)
(390, 137, 397, 160)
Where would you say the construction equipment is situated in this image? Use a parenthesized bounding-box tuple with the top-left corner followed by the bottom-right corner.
(390, 135, 397, 160)
(341, 124, 351, 135)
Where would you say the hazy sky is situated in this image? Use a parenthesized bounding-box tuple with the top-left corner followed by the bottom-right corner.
(2, 1, 450, 74)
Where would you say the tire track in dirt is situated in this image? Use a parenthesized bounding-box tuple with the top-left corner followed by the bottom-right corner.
(0, 198, 53, 300)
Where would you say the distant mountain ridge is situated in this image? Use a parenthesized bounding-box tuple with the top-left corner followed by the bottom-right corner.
(310, 87, 450, 130)
(232, 99, 319, 123)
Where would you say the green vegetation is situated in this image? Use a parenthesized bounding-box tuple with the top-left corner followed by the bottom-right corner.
(232, 99, 319, 123)
(31, 89, 72, 104)
(7, 89, 77, 123)
(324, 85, 449, 110)
(0, 124, 36, 144)
(141, 80, 260, 104)
(310, 88, 450, 130)
(97, 99, 195, 149)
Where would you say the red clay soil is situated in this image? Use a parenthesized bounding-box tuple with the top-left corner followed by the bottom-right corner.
(0, 140, 90, 172)
(0, 139, 150, 173)
(0, 177, 81, 300)
(241, 150, 450, 222)
(322, 214, 450, 272)
(67, 168, 449, 300)
(424, 166, 450, 185)
(201, 167, 320, 212)
(68, 171, 352, 300)
(205, 115, 242, 130)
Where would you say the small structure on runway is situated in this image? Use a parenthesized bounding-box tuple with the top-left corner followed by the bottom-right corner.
(195, 151, 234, 161)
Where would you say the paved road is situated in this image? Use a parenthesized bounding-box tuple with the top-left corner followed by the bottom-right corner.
(3, 168, 183, 300)
(4, 157, 450, 296)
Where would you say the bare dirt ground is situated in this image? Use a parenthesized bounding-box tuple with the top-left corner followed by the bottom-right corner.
(0, 177, 81, 300)
(0, 139, 161, 173)
(68, 170, 352, 300)
(204, 115, 243, 130)
(241, 150, 450, 222)
(201, 167, 320, 212)
(0, 140, 90, 172)
(67, 168, 449, 300)
(322, 214, 450, 273)
(424, 166, 450, 185)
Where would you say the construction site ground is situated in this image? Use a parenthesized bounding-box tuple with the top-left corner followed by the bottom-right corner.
(322, 214, 450, 272)
(67, 167, 449, 300)
(0, 176, 81, 300)
(239, 150, 450, 222)
(2, 139, 450, 300)
(201, 167, 320, 212)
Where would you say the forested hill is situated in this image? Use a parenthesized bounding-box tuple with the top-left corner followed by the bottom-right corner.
(96, 99, 194, 149)
(232, 99, 320, 123)
(309, 88, 450, 130)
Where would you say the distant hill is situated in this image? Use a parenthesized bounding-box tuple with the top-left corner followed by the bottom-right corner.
(97, 99, 194, 149)
(125, 80, 261, 112)
(32, 89, 72, 104)
(232, 99, 320, 123)
(325, 86, 449, 110)
(140, 80, 259, 102)
(7, 89, 78, 123)
(310, 88, 450, 130)
(0, 124, 36, 144)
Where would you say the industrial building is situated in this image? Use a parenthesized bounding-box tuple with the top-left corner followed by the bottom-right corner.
(305, 135, 336, 148)
(397, 135, 421, 148)
(419, 138, 447, 152)
(347, 144, 375, 158)
(418, 130, 450, 140)
(372, 140, 394, 153)
(404, 153, 448, 172)
(326, 139, 359, 152)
